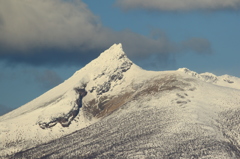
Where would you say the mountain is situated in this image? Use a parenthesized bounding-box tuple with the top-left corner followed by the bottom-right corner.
(1, 44, 240, 158)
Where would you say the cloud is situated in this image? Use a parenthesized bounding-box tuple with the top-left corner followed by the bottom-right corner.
(181, 38, 212, 54)
(0, 66, 63, 89)
(0, 0, 99, 50)
(20, 68, 63, 88)
(116, 0, 240, 11)
(0, 0, 212, 67)
(0, 72, 6, 82)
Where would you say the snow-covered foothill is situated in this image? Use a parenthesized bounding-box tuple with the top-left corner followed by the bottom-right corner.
(178, 67, 240, 90)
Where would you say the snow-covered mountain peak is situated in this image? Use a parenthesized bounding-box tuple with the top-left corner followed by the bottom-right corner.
(0, 44, 133, 126)
(74, 43, 133, 95)
(92, 43, 125, 64)
(177, 68, 198, 76)
(178, 67, 240, 89)
(0, 43, 137, 156)
(102, 43, 123, 56)
(178, 67, 218, 82)
(74, 43, 132, 78)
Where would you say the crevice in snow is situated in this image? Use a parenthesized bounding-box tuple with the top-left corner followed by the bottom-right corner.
(38, 87, 87, 129)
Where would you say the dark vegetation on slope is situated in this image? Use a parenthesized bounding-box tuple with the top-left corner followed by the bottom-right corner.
(11, 106, 240, 159)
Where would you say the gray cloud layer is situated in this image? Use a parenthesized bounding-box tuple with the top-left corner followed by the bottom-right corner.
(0, 67, 63, 89)
(0, 0, 211, 67)
(35, 70, 63, 88)
(20, 68, 63, 89)
(117, 0, 240, 11)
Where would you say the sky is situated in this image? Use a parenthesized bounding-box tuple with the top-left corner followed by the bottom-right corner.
(0, 0, 240, 115)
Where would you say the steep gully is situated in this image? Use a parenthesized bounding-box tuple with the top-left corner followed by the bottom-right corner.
(39, 88, 87, 129)
(38, 60, 132, 129)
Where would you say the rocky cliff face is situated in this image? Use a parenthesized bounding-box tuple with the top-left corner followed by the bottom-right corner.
(38, 87, 87, 129)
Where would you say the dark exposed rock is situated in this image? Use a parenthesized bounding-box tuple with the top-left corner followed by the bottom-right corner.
(91, 60, 132, 96)
(109, 71, 123, 81)
(201, 74, 218, 83)
(120, 61, 132, 72)
(96, 82, 111, 95)
(38, 87, 87, 129)
(224, 79, 234, 84)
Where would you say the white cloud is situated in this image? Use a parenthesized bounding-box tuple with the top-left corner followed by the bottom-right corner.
(116, 0, 240, 11)
(0, 0, 102, 50)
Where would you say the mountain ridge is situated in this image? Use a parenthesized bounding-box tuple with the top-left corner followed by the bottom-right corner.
(177, 67, 240, 90)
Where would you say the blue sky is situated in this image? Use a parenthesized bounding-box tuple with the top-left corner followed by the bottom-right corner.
(0, 0, 240, 115)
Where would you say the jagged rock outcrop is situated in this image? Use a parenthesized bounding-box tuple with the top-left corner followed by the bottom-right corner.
(39, 87, 87, 129)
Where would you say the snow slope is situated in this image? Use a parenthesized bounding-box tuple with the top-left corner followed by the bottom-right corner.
(1, 43, 240, 158)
